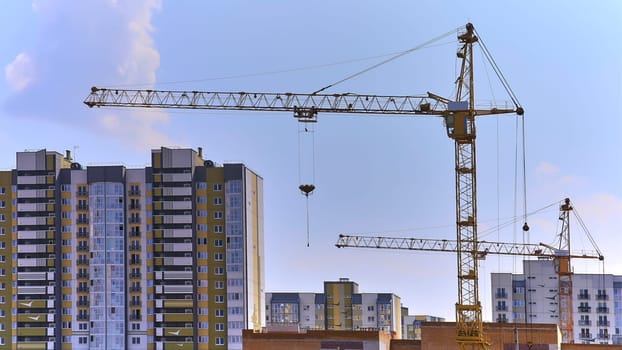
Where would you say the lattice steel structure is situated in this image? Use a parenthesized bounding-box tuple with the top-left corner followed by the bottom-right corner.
(85, 23, 522, 349)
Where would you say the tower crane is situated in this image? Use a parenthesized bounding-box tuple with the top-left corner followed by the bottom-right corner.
(335, 197, 604, 343)
(85, 23, 522, 349)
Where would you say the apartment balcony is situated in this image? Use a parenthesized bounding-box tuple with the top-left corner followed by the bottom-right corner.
(597, 307, 609, 313)
(130, 286, 142, 293)
(495, 292, 508, 299)
(76, 218, 89, 224)
(130, 272, 142, 279)
(129, 244, 141, 251)
(77, 300, 89, 307)
(129, 217, 141, 224)
(130, 258, 142, 265)
(598, 334, 610, 340)
(77, 231, 88, 238)
(76, 287, 88, 293)
(77, 314, 89, 321)
(578, 306, 591, 313)
(129, 314, 142, 321)
(596, 294, 609, 301)
(76, 272, 89, 279)
(578, 294, 590, 300)
(76, 190, 88, 197)
(130, 230, 141, 237)
(129, 189, 141, 196)
(129, 203, 141, 210)
(77, 259, 88, 266)
(75, 204, 88, 211)
(598, 320, 610, 327)
(496, 317, 508, 323)
(495, 305, 508, 311)
(578, 320, 592, 326)
(580, 333, 593, 340)
(131, 300, 142, 306)
(76, 245, 89, 252)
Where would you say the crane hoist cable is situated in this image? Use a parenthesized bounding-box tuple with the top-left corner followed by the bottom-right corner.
(298, 121, 316, 247)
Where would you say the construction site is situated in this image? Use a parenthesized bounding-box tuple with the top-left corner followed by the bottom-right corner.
(80, 21, 617, 350)
(2, 2, 620, 350)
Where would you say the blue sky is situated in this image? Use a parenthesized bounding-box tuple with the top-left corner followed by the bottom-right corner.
(1, 1, 621, 321)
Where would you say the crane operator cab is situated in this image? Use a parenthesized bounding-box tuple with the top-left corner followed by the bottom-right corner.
(444, 101, 472, 140)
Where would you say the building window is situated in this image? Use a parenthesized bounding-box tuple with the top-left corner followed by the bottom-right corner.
(215, 267, 224, 275)
(0, 214, 4, 222)
(214, 197, 222, 205)
(214, 239, 223, 247)
(197, 224, 207, 232)
(215, 295, 224, 303)
(216, 309, 224, 317)
(214, 253, 223, 261)
(197, 210, 207, 217)
(215, 337, 224, 345)
(197, 196, 207, 204)
(213, 184, 222, 191)
(215, 281, 224, 289)
(132, 337, 140, 344)
(213, 211, 223, 219)
(216, 323, 224, 331)
(214, 225, 223, 233)
(197, 182, 207, 190)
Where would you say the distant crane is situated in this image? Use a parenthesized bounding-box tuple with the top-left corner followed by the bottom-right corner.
(335, 197, 604, 343)
(85, 23, 522, 349)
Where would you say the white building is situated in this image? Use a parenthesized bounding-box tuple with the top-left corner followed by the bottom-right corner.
(491, 259, 622, 345)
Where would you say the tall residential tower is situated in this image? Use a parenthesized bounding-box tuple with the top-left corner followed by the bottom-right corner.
(2, 147, 264, 350)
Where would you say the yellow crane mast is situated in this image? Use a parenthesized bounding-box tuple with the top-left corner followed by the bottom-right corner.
(84, 23, 522, 349)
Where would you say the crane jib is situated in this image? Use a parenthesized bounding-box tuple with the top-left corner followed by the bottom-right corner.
(84, 88, 518, 117)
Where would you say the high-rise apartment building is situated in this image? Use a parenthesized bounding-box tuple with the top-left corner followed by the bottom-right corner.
(491, 259, 622, 345)
(265, 278, 402, 338)
(0, 147, 264, 350)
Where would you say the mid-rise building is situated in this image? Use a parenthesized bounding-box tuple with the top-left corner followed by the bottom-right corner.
(1, 147, 264, 349)
(265, 278, 403, 337)
(491, 259, 622, 345)
(400, 309, 445, 340)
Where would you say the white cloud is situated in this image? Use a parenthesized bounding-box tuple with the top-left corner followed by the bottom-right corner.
(116, 0, 161, 85)
(5, 0, 171, 150)
(574, 193, 622, 227)
(98, 110, 172, 150)
(533, 161, 584, 191)
(5, 53, 35, 92)
(535, 161, 558, 176)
